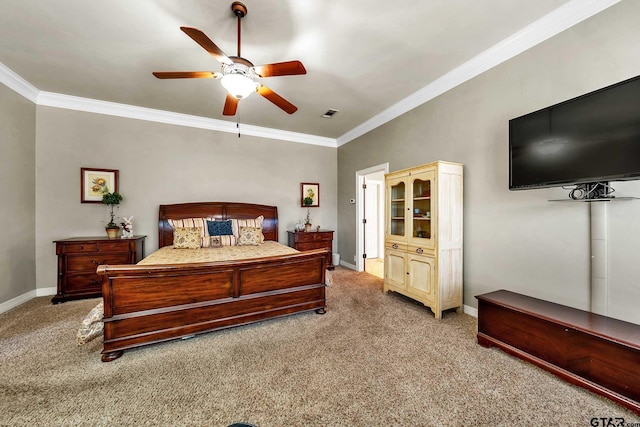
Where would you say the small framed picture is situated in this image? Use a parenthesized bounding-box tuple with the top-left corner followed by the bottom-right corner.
(301, 183, 319, 207)
(81, 168, 119, 203)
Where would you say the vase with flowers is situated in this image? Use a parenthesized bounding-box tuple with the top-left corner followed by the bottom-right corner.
(102, 192, 123, 239)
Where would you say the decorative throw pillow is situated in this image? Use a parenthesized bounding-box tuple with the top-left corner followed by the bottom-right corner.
(210, 236, 222, 248)
(76, 301, 104, 345)
(209, 235, 237, 247)
(232, 216, 265, 242)
(168, 218, 208, 247)
(173, 227, 201, 249)
(237, 226, 263, 246)
(206, 219, 234, 236)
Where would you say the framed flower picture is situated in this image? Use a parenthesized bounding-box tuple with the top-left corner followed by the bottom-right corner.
(301, 183, 319, 207)
(81, 168, 119, 203)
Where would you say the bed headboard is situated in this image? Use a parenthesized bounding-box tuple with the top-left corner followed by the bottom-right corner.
(158, 202, 279, 248)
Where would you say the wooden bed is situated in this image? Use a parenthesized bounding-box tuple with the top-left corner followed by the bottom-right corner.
(96, 202, 328, 362)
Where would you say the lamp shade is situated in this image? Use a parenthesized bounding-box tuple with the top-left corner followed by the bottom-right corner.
(220, 73, 257, 99)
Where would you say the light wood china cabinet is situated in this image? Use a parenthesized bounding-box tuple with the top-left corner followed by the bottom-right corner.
(384, 161, 463, 319)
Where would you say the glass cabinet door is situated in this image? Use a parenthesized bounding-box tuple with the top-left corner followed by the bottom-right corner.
(387, 178, 406, 239)
(411, 172, 434, 246)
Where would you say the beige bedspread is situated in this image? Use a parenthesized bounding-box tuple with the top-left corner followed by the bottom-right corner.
(137, 241, 299, 265)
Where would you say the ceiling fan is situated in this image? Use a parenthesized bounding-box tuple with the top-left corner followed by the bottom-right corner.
(153, 1, 306, 116)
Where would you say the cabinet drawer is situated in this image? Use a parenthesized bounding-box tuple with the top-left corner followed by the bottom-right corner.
(63, 243, 99, 253)
(295, 242, 328, 252)
(65, 273, 103, 293)
(407, 245, 435, 257)
(294, 232, 330, 243)
(385, 242, 407, 252)
(67, 253, 131, 272)
(98, 240, 131, 252)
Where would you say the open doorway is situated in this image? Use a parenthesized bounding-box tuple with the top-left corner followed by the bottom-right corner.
(356, 163, 389, 277)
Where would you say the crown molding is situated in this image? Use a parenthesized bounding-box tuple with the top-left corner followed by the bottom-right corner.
(36, 91, 336, 147)
(336, 0, 622, 146)
(0, 0, 619, 148)
(0, 62, 39, 102)
(0, 63, 336, 147)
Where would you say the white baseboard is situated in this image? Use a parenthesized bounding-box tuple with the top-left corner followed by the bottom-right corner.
(36, 287, 57, 297)
(0, 290, 37, 314)
(0, 287, 57, 315)
(463, 304, 478, 318)
(339, 260, 356, 270)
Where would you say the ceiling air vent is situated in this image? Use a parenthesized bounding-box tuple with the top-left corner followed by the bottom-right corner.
(322, 109, 339, 118)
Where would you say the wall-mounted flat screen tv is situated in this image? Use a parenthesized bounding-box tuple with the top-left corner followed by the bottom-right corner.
(509, 74, 640, 190)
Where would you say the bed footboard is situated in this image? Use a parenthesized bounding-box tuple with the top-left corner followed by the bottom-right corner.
(97, 249, 327, 362)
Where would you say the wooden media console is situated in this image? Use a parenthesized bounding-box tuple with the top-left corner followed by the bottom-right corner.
(476, 290, 640, 415)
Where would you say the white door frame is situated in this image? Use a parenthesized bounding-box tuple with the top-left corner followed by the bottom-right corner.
(355, 163, 389, 272)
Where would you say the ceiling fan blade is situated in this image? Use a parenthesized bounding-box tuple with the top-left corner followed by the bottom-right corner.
(257, 85, 298, 114)
(180, 26, 233, 65)
(253, 61, 307, 78)
(152, 71, 222, 79)
(223, 93, 239, 116)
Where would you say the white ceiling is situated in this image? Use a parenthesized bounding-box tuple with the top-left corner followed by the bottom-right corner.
(0, 0, 619, 144)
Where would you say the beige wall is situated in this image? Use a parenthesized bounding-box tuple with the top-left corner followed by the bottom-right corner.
(34, 107, 337, 291)
(0, 84, 36, 303)
(338, 0, 640, 323)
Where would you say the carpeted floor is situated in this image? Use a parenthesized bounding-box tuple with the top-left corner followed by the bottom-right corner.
(1, 267, 638, 426)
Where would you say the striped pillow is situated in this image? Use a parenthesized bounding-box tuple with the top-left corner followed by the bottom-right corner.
(209, 235, 237, 247)
(232, 215, 265, 243)
(168, 218, 208, 247)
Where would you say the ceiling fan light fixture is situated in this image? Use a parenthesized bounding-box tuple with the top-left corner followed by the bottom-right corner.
(221, 73, 256, 99)
(153, 2, 305, 116)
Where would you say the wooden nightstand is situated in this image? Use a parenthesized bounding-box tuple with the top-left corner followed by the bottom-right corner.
(52, 236, 146, 304)
(287, 230, 334, 270)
